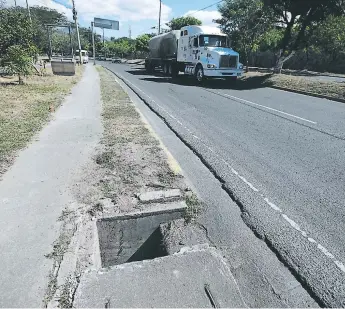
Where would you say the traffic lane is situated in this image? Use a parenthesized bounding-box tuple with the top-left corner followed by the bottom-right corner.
(121, 68, 345, 260)
(126, 64, 345, 139)
(209, 86, 345, 139)
(105, 62, 345, 306)
(108, 62, 345, 263)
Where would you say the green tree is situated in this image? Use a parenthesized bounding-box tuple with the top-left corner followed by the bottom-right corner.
(217, 0, 273, 71)
(0, 8, 34, 57)
(135, 34, 154, 52)
(263, 0, 345, 72)
(166, 16, 202, 30)
(312, 15, 345, 62)
(30, 6, 68, 55)
(3, 45, 37, 84)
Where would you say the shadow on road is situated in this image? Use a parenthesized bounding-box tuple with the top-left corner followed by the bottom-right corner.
(129, 69, 274, 90)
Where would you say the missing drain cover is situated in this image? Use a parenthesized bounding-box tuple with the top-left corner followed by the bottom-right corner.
(97, 201, 187, 267)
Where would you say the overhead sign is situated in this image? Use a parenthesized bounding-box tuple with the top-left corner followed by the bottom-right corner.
(94, 18, 119, 30)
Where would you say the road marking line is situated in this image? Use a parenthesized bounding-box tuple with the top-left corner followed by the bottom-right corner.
(317, 244, 335, 259)
(264, 198, 282, 212)
(334, 261, 345, 273)
(117, 71, 345, 274)
(215, 91, 317, 124)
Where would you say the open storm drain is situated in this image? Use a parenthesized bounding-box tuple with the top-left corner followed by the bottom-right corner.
(96, 204, 186, 268)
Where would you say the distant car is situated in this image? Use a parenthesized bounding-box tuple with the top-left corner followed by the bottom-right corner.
(112, 58, 122, 63)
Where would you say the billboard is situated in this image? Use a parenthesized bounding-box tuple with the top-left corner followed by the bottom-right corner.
(94, 18, 119, 30)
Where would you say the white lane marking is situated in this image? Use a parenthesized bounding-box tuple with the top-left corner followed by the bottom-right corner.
(118, 72, 345, 274)
(334, 260, 345, 273)
(264, 198, 282, 212)
(215, 91, 317, 125)
(317, 244, 335, 259)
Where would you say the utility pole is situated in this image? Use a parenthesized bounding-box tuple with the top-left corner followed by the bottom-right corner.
(129, 25, 132, 39)
(47, 27, 53, 60)
(71, 0, 82, 64)
(91, 21, 96, 65)
(68, 26, 73, 57)
(26, 0, 32, 23)
(158, 0, 162, 35)
(103, 28, 106, 59)
(14, 0, 17, 6)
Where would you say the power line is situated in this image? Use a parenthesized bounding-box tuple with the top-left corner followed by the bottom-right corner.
(186, 0, 224, 16)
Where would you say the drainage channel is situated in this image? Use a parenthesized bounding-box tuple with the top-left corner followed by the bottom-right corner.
(96, 202, 186, 267)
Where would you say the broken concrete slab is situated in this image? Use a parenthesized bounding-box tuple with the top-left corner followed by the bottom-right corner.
(75, 245, 247, 308)
(138, 188, 182, 203)
(97, 201, 187, 267)
(160, 219, 209, 254)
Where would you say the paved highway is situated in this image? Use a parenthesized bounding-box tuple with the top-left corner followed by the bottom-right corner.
(102, 62, 345, 307)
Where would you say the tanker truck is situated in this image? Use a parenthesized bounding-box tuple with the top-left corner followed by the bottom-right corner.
(145, 25, 243, 83)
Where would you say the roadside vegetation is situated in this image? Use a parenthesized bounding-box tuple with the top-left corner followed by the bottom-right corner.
(0, 66, 84, 176)
(217, 0, 345, 74)
(95, 67, 188, 215)
(238, 72, 345, 101)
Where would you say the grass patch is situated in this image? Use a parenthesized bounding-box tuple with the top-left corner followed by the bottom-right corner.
(96, 66, 188, 214)
(238, 72, 345, 101)
(0, 65, 84, 176)
(184, 193, 202, 223)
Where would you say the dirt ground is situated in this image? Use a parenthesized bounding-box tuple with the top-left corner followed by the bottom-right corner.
(0, 65, 84, 177)
(95, 66, 190, 215)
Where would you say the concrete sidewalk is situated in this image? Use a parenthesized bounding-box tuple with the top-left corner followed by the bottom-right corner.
(0, 65, 102, 307)
(75, 245, 247, 308)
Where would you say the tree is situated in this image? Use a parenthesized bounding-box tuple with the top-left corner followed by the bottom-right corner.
(30, 6, 68, 55)
(135, 34, 154, 52)
(263, 0, 345, 72)
(0, 8, 34, 57)
(166, 16, 202, 30)
(217, 0, 274, 72)
(312, 15, 345, 62)
(2, 45, 37, 84)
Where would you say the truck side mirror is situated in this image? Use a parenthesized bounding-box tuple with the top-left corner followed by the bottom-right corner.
(193, 37, 198, 47)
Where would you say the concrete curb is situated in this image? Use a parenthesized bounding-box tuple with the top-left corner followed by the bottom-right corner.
(270, 85, 345, 104)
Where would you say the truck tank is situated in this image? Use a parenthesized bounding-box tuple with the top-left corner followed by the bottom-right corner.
(148, 30, 180, 59)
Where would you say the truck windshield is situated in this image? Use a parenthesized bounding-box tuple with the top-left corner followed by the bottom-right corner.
(199, 35, 227, 47)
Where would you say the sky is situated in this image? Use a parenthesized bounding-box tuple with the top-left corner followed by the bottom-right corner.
(11, 0, 222, 38)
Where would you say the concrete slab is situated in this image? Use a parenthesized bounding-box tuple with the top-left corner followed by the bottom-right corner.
(75, 245, 247, 308)
(97, 201, 187, 267)
(138, 188, 182, 203)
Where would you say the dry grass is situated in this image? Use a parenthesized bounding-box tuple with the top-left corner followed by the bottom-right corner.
(96, 66, 187, 214)
(0, 65, 84, 176)
(239, 72, 345, 101)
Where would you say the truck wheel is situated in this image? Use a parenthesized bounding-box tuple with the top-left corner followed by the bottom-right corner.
(195, 65, 204, 83)
(163, 63, 168, 75)
(168, 63, 173, 76)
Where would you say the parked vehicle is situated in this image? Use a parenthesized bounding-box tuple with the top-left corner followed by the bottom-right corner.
(112, 57, 122, 63)
(75, 50, 89, 64)
(145, 25, 243, 82)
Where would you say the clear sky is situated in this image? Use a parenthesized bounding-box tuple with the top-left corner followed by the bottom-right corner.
(14, 0, 222, 38)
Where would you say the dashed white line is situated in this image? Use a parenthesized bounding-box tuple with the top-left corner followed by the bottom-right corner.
(214, 92, 317, 124)
(317, 244, 335, 259)
(264, 198, 282, 212)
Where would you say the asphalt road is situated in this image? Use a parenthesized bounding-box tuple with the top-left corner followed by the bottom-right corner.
(102, 62, 345, 307)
